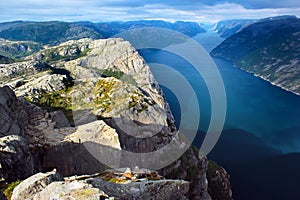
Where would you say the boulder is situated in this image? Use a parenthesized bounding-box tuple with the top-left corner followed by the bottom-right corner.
(11, 169, 63, 200)
(51, 110, 70, 128)
(88, 178, 189, 200)
(33, 181, 109, 200)
(64, 120, 120, 149)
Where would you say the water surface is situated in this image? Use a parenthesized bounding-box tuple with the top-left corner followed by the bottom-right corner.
(139, 32, 300, 200)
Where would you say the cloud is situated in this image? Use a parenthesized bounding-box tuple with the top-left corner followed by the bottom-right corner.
(0, 0, 299, 22)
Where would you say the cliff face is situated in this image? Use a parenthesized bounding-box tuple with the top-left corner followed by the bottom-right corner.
(211, 17, 300, 95)
(0, 38, 232, 199)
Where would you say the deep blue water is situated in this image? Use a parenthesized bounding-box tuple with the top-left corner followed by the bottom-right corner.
(139, 32, 300, 200)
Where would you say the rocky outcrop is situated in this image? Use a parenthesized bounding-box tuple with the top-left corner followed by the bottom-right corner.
(33, 181, 109, 200)
(207, 161, 232, 200)
(14, 74, 68, 98)
(11, 169, 63, 200)
(159, 147, 212, 200)
(12, 168, 189, 200)
(0, 135, 35, 183)
(64, 120, 121, 149)
(87, 178, 189, 200)
(0, 37, 232, 199)
(0, 86, 26, 137)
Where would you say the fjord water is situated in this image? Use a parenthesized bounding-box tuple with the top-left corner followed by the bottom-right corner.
(139, 32, 300, 200)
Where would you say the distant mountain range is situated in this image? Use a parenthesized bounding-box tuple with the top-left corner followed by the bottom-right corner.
(76, 20, 206, 38)
(211, 16, 300, 95)
(0, 17, 299, 95)
(213, 15, 297, 38)
(213, 19, 256, 38)
(0, 20, 206, 46)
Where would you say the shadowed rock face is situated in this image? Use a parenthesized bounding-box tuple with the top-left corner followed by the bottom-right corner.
(0, 191, 6, 200)
(0, 135, 34, 183)
(0, 86, 27, 137)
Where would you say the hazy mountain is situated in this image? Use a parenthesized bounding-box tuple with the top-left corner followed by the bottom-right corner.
(0, 20, 206, 46)
(0, 21, 102, 45)
(213, 19, 256, 38)
(211, 17, 300, 95)
(76, 20, 206, 38)
(213, 16, 297, 38)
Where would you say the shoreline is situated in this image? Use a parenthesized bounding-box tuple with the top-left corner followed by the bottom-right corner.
(236, 66, 300, 96)
(210, 55, 300, 96)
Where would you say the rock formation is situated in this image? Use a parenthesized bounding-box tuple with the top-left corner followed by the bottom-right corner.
(11, 168, 190, 200)
(0, 37, 232, 199)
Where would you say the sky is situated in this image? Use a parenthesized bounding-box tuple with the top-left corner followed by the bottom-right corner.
(0, 0, 300, 23)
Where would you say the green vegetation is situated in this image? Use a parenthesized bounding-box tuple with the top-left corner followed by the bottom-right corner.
(98, 69, 136, 85)
(92, 78, 117, 113)
(1, 180, 23, 199)
(27, 86, 74, 124)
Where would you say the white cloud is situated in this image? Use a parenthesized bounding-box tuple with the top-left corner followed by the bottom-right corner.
(0, 1, 299, 22)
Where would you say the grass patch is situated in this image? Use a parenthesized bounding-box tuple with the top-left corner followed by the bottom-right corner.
(1, 180, 23, 200)
(96, 68, 136, 85)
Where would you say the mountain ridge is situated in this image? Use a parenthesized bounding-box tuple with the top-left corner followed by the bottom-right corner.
(211, 17, 300, 95)
(0, 20, 205, 46)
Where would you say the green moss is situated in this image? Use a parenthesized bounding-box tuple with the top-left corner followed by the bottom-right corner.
(96, 69, 136, 85)
(92, 78, 117, 113)
(1, 180, 23, 199)
(27, 87, 74, 124)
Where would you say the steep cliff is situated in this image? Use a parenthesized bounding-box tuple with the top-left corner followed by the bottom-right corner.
(0, 38, 232, 199)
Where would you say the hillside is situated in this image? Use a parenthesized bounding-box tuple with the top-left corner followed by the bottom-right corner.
(0, 39, 42, 59)
(0, 21, 102, 45)
(77, 20, 206, 38)
(0, 20, 205, 46)
(211, 17, 300, 95)
(213, 19, 256, 38)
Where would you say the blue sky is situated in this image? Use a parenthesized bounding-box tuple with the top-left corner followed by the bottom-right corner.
(0, 0, 299, 22)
